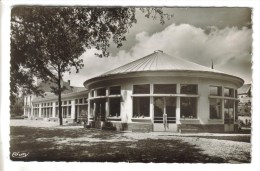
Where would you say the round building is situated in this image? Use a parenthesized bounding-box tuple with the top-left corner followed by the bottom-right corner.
(84, 50, 244, 132)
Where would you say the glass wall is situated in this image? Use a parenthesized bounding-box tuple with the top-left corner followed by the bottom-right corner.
(41, 102, 52, 118)
(109, 98, 121, 117)
(133, 84, 150, 118)
(209, 86, 237, 122)
(33, 104, 40, 117)
(180, 97, 197, 119)
(75, 98, 88, 120)
(224, 99, 234, 120)
(180, 84, 198, 119)
(133, 97, 150, 118)
(209, 98, 222, 119)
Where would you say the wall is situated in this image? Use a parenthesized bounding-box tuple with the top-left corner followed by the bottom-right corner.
(86, 73, 241, 128)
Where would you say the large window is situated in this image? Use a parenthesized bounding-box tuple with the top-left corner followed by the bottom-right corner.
(133, 84, 150, 94)
(41, 102, 52, 118)
(209, 98, 222, 119)
(224, 99, 234, 119)
(33, 104, 40, 117)
(109, 98, 121, 117)
(154, 84, 176, 94)
(180, 97, 197, 119)
(180, 84, 198, 94)
(133, 97, 150, 118)
(75, 98, 88, 120)
(62, 100, 71, 118)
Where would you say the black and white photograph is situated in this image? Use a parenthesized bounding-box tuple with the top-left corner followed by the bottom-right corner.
(1, 0, 260, 171)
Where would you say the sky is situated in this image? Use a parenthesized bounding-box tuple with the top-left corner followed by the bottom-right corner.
(63, 7, 252, 87)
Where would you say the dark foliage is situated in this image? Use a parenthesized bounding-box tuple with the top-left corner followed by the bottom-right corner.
(10, 6, 172, 125)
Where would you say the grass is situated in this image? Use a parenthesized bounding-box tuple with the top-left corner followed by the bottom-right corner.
(185, 135, 251, 143)
(10, 126, 250, 163)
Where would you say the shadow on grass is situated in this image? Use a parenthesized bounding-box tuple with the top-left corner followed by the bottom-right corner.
(9, 126, 243, 163)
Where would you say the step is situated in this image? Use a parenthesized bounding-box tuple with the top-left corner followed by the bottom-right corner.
(179, 128, 198, 133)
(132, 128, 151, 133)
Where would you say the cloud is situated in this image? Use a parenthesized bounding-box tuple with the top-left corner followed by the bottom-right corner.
(65, 23, 252, 86)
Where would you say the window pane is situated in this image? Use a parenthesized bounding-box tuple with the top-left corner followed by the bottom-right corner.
(109, 98, 121, 117)
(224, 99, 234, 119)
(180, 97, 197, 119)
(79, 105, 88, 118)
(133, 84, 150, 94)
(97, 88, 106, 96)
(210, 86, 222, 96)
(154, 84, 176, 94)
(55, 107, 59, 117)
(166, 97, 176, 119)
(67, 106, 71, 117)
(110, 86, 121, 95)
(224, 88, 234, 97)
(209, 99, 222, 119)
(133, 97, 150, 117)
(63, 106, 67, 118)
(91, 90, 94, 97)
(79, 99, 83, 104)
(154, 97, 164, 120)
(84, 98, 88, 104)
(180, 84, 198, 94)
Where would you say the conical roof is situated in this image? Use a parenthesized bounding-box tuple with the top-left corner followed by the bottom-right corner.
(84, 50, 244, 89)
(100, 50, 222, 77)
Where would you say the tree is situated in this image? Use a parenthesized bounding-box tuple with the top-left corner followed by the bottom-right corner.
(11, 7, 172, 125)
(10, 97, 24, 117)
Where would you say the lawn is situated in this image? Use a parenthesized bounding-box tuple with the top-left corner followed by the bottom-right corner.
(10, 126, 251, 163)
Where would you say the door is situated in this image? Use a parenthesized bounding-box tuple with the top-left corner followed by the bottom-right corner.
(224, 99, 235, 132)
(153, 97, 177, 132)
(94, 99, 106, 129)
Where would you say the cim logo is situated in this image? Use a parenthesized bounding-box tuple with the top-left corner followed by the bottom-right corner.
(12, 152, 29, 158)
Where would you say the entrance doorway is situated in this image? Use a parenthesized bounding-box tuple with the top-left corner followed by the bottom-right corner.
(153, 97, 177, 132)
(94, 98, 106, 129)
(224, 99, 235, 132)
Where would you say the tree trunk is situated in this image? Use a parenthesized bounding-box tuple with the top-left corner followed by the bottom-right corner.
(58, 66, 63, 126)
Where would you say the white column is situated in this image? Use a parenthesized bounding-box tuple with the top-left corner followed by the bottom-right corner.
(39, 103, 42, 117)
(23, 108, 26, 117)
(176, 83, 181, 124)
(88, 93, 91, 122)
(71, 100, 75, 119)
(52, 102, 55, 118)
(222, 86, 225, 124)
(197, 83, 209, 124)
(106, 98, 109, 118)
(150, 84, 154, 120)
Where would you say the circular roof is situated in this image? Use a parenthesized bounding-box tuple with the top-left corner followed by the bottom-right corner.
(100, 50, 223, 77)
(84, 51, 244, 88)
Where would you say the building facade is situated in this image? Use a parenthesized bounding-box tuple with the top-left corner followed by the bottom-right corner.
(24, 50, 244, 132)
(24, 79, 88, 123)
(84, 50, 244, 132)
